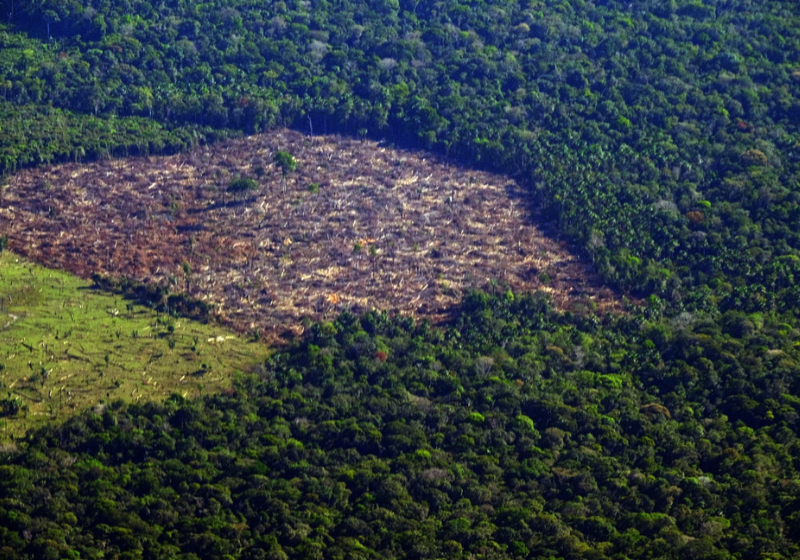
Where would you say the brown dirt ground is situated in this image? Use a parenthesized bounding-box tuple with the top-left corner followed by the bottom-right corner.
(0, 129, 624, 339)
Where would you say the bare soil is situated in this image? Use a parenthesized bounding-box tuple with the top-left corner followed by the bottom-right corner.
(0, 129, 623, 339)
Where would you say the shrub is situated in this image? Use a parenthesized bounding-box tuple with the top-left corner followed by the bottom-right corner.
(228, 176, 258, 194)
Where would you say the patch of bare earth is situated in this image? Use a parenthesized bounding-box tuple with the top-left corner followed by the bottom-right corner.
(0, 129, 622, 339)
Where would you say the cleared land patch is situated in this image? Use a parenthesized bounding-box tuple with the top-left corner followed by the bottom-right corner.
(1, 129, 621, 338)
(0, 252, 270, 439)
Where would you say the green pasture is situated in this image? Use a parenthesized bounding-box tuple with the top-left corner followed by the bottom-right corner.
(0, 251, 270, 439)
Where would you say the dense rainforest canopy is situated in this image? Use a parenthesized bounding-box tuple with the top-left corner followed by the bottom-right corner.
(3, 293, 800, 560)
(1, 0, 800, 558)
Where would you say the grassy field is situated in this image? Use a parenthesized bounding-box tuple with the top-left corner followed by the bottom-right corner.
(0, 251, 270, 439)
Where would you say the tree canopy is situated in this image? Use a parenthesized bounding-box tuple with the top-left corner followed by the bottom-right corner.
(1, 293, 800, 559)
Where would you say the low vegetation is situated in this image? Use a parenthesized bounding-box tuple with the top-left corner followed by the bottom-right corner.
(0, 251, 270, 438)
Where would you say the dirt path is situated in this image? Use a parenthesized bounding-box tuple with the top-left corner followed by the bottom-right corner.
(0, 130, 623, 339)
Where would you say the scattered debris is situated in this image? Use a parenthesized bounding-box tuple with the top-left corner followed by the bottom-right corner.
(1, 130, 622, 340)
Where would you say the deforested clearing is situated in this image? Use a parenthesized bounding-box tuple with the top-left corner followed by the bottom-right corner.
(1, 129, 622, 338)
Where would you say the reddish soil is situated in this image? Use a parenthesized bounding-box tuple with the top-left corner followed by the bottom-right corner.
(0, 129, 623, 339)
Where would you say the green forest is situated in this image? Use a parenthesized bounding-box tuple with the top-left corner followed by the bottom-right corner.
(1, 0, 800, 557)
